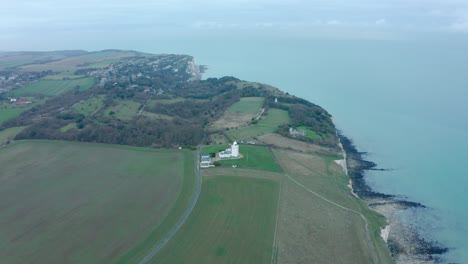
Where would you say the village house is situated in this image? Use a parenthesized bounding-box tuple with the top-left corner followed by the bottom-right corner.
(200, 153, 212, 168)
(289, 127, 306, 137)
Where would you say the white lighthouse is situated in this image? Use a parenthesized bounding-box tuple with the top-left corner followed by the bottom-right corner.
(231, 141, 239, 157)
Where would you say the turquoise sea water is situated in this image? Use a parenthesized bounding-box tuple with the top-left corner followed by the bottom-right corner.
(141, 35, 468, 262)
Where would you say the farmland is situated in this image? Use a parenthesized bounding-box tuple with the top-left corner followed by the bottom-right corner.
(151, 176, 279, 264)
(20, 50, 142, 72)
(8, 77, 95, 97)
(226, 108, 290, 140)
(0, 141, 196, 264)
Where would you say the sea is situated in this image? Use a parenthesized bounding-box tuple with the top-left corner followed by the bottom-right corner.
(138, 33, 468, 262)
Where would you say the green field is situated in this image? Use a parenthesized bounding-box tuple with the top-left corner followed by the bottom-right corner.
(0, 107, 26, 125)
(8, 77, 95, 96)
(226, 108, 290, 140)
(203, 144, 281, 172)
(152, 176, 279, 264)
(0, 141, 196, 264)
(227, 97, 264, 114)
(59, 123, 78, 132)
(272, 149, 393, 264)
(72, 96, 105, 116)
(43, 73, 86, 80)
(103, 100, 141, 120)
(20, 50, 141, 72)
(0, 126, 26, 144)
(298, 126, 320, 140)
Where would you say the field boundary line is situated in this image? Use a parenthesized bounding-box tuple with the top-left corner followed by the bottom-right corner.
(271, 174, 283, 264)
(284, 173, 378, 264)
(137, 146, 202, 264)
(137, 96, 152, 117)
(90, 105, 104, 116)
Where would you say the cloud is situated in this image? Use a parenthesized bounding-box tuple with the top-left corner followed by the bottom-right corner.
(375, 19, 387, 25)
(449, 19, 468, 33)
(2, 0, 468, 50)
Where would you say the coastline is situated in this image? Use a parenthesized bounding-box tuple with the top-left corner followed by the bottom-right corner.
(337, 132, 449, 264)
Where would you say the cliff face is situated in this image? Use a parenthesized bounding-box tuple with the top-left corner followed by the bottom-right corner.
(338, 132, 449, 263)
(186, 58, 202, 81)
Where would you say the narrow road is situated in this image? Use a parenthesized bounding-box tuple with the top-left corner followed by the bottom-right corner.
(137, 96, 152, 117)
(138, 146, 202, 264)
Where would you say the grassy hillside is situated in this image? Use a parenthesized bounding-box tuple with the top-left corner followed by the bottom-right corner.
(227, 97, 264, 114)
(0, 107, 26, 125)
(0, 126, 26, 144)
(210, 97, 264, 130)
(272, 149, 393, 264)
(226, 108, 290, 140)
(0, 141, 196, 264)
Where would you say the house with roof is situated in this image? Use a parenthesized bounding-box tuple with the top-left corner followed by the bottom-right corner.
(200, 153, 212, 168)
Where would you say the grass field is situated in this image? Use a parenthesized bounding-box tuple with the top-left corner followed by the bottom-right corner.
(72, 96, 105, 116)
(0, 51, 81, 70)
(298, 126, 320, 140)
(0, 107, 26, 125)
(257, 133, 338, 156)
(59, 123, 78, 132)
(0, 140, 196, 264)
(227, 97, 264, 114)
(151, 176, 279, 264)
(20, 50, 140, 72)
(8, 77, 95, 97)
(0, 126, 26, 144)
(43, 73, 85, 80)
(210, 97, 265, 131)
(203, 144, 282, 172)
(271, 149, 393, 264)
(226, 108, 290, 140)
(103, 100, 141, 120)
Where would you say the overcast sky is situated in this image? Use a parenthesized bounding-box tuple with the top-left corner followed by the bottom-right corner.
(2, 0, 468, 50)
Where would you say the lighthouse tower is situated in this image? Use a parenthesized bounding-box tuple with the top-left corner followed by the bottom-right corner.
(231, 141, 239, 157)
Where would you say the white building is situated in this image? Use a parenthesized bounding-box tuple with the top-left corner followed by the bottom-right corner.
(231, 141, 239, 157)
(219, 142, 240, 159)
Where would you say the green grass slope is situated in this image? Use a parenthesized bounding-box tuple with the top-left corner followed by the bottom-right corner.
(227, 97, 264, 114)
(226, 108, 290, 140)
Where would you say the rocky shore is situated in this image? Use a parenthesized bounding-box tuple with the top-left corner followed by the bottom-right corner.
(338, 132, 449, 264)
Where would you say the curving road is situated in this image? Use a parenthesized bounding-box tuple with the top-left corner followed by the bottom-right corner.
(138, 146, 202, 264)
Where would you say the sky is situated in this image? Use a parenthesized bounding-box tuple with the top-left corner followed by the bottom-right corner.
(1, 0, 468, 50)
